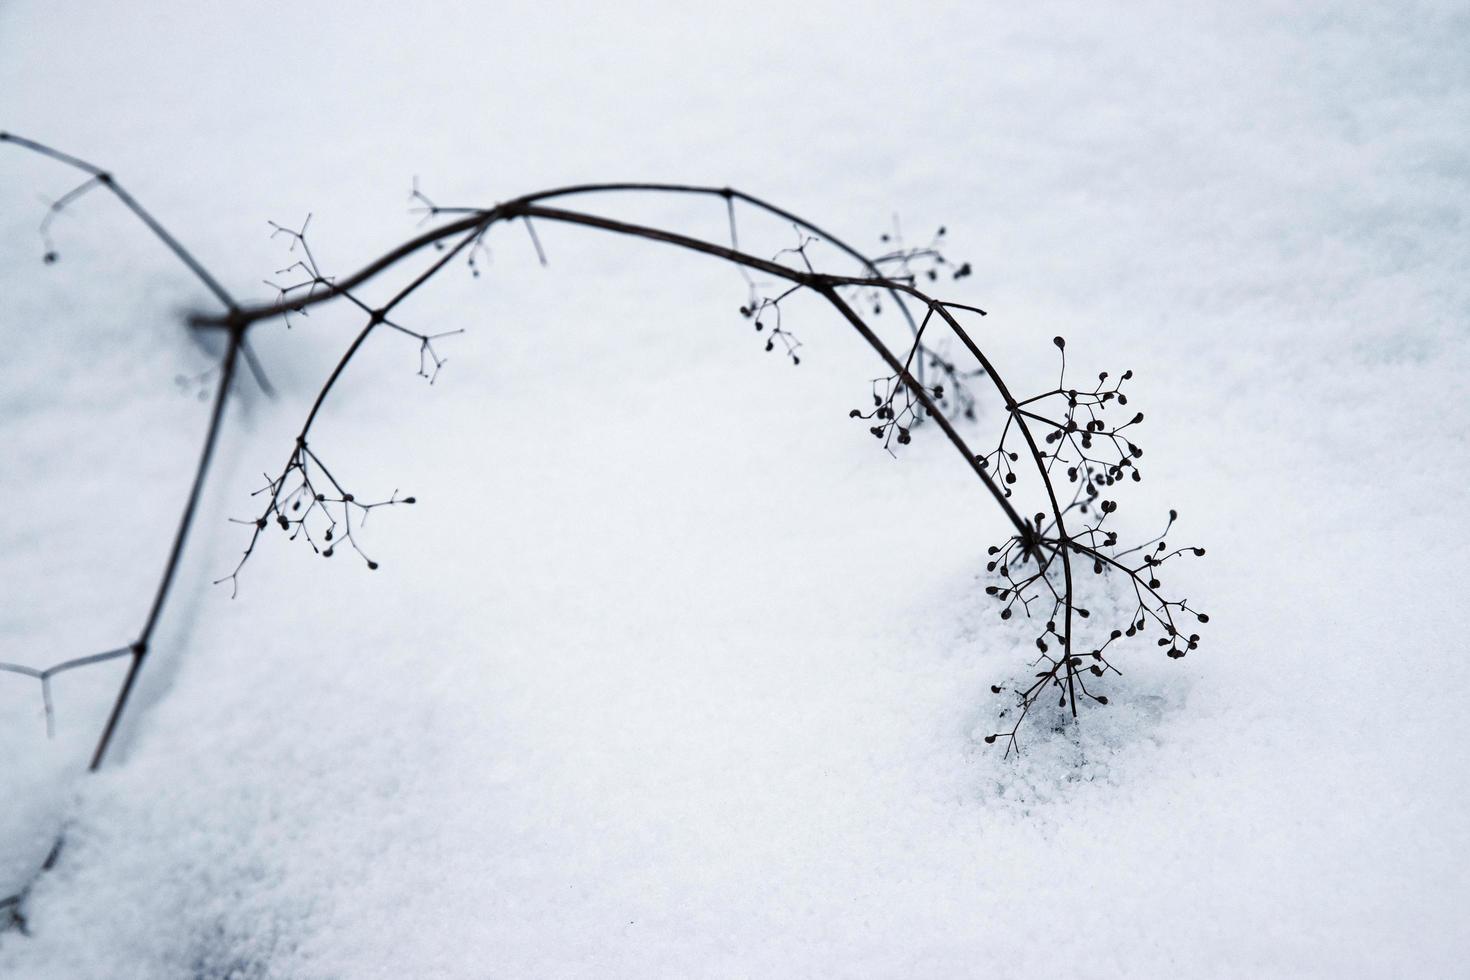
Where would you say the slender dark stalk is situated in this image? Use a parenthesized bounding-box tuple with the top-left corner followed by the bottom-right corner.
(88, 329, 243, 770)
(504, 202, 1029, 536)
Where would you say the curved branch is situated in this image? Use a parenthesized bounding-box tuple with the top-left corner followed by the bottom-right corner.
(89, 328, 244, 770)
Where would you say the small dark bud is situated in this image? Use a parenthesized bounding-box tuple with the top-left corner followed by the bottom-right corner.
(367, 560, 379, 570)
(1053, 336, 1065, 349)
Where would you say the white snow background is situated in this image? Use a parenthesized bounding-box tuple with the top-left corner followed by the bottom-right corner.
(1, 1, 1467, 976)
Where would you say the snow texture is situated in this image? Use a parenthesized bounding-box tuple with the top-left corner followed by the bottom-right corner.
(1, 1, 1467, 976)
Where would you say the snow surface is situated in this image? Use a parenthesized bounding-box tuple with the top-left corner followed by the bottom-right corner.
(2, 1, 1468, 976)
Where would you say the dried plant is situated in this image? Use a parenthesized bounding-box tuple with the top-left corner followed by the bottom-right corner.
(0, 132, 1207, 924)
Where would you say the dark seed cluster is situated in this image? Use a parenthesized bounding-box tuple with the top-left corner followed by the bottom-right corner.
(216, 439, 417, 596)
(978, 337, 1208, 755)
